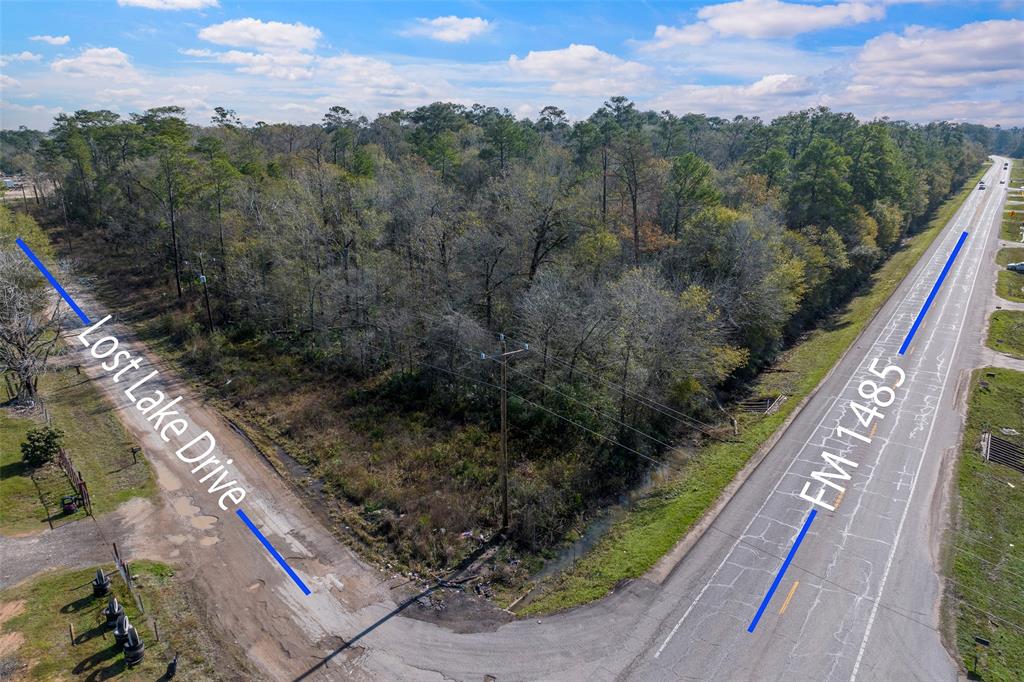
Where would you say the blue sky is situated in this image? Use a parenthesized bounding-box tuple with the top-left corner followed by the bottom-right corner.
(1, 0, 1021, 129)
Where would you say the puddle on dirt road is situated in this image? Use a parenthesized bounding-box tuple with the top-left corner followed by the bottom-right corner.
(171, 496, 218, 530)
(153, 460, 182, 491)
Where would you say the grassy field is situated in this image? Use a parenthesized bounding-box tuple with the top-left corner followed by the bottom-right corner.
(0, 365, 155, 535)
(996, 248, 1024, 265)
(1004, 162, 1024, 242)
(0, 561, 233, 680)
(987, 311, 1024, 359)
(1001, 213, 1022, 242)
(520, 165, 988, 614)
(946, 368, 1024, 682)
(995, 248, 1024, 303)
(996, 271, 1024, 303)
(0, 414, 69, 533)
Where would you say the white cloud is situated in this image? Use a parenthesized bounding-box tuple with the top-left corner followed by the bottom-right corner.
(851, 19, 1022, 86)
(279, 102, 320, 113)
(182, 48, 315, 80)
(319, 54, 432, 99)
(647, 23, 715, 49)
(198, 18, 321, 52)
(699, 0, 884, 38)
(401, 16, 493, 43)
(827, 18, 1024, 112)
(117, 0, 218, 9)
(29, 35, 70, 46)
(509, 44, 653, 96)
(51, 47, 139, 80)
(96, 87, 144, 100)
(651, 73, 818, 117)
(644, 0, 884, 51)
(0, 51, 42, 67)
(1, 74, 22, 89)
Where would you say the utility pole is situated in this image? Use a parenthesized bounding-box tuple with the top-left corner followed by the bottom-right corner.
(196, 252, 214, 334)
(481, 334, 528, 530)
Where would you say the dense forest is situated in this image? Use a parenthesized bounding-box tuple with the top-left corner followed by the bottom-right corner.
(2, 101, 1019, 575)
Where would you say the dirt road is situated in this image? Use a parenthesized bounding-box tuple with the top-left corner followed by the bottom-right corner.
(65, 292, 400, 680)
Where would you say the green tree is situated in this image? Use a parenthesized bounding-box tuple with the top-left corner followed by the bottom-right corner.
(665, 152, 721, 237)
(133, 106, 195, 298)
(21, 426, 64, 467)
(787, 136, 853, 231)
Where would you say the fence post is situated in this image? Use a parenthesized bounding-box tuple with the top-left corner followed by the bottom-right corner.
(81, 480, 92, 516)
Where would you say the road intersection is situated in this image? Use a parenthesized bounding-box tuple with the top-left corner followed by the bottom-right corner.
(37, 158, 1013, 680)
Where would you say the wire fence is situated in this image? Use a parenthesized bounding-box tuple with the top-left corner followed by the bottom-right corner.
(55, 446, 92, 516)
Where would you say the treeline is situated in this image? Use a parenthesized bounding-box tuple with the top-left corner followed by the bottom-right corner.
(1, 101, 1005, 562)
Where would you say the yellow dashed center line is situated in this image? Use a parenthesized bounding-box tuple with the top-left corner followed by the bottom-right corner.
(779, 580, 800, 615)
(870, 423, 878, 438)
(833, 489, 846, 509)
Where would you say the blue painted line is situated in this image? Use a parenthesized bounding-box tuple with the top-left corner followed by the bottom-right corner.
(747, 508, 816, 633)
(15, 238, 91, 325)
(898, 231, 968, 355)
(236, 508, 312, 595)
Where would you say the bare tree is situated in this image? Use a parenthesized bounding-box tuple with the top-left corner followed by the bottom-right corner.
(0, 249, 63, 402)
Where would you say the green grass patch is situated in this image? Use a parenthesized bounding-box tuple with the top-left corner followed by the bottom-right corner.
(0, 561, 229, 680)
(37, 368, 156, 516)
(946, 368, 1024, 682)
(996, 271, 1024, 303)
(996, 248, 1024, 266)
(995, 248, 1024, 303)
(520, 165, 987, 615)
(987, 311, 1024, 359)
(0, 414, 74, 534)
(0, 366, 155, 536)
(1002, 212, 1023, 242)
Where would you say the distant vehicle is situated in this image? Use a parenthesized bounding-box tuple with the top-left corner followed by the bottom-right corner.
(979, 184, 986, 190)
(1009, 262, 1024, 273)
(1001, 179, 1006, 184)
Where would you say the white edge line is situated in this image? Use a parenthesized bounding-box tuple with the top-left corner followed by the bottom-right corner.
(653, 159, 990, 660)
(849, 159, 1004, 681)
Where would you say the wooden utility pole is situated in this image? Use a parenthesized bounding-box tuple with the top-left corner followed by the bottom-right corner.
(499, 335, 509, 529)
(482, 334, 528, 530)
(197, 252, 214, 333)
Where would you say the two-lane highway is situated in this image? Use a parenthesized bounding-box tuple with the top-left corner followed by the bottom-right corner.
(624, 157, 1012, 681)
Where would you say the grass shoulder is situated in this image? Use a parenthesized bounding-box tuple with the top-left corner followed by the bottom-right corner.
(996, 271, 1024, 303)
(520, 165, 986, 615)
(0, 561, 235, 680)
(987, 311, 1024, 359)
(944, 368, 1024, 681)
(0, 364, 155, 536)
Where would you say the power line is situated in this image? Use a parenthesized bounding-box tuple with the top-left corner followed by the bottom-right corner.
(384, 308, 722, 439)
(353, 320, 700, 455)
(947, 577, 1024, 623)
(501, 331, 722, 439)
(348, 333, 663, 466)
(509, 391, 662, 467)
(502, 361, 678, 453)
(953, 543, 1024, 583)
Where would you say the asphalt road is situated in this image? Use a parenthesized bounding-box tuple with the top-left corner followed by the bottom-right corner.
(625, 155, 1014, 682)
(31, 158, 1012, 681)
